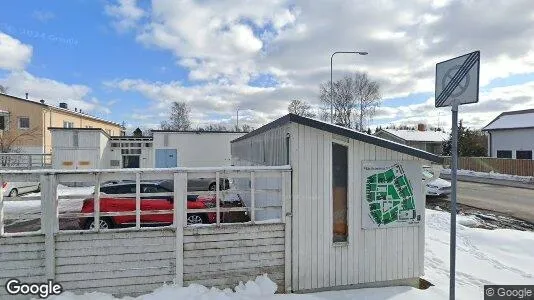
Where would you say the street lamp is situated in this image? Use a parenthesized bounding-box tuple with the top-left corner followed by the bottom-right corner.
(330, 51, 368, 123)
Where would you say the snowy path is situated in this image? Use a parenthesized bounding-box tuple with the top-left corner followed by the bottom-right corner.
(45, 209, 534, 300)
(3, 185, 94, 224)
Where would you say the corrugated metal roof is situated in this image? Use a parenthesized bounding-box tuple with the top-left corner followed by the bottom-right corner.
(232, 114, 442, 163)
(483, 108, 534, 131)
(379, 129, 449, 142)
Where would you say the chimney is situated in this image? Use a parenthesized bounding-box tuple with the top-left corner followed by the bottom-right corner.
(59, 102, 68, 109)
(39, 99, 45, 104)
(25, 93, 28, 100)
(417, 123, 426, 131)
(75, 108, 77, 112)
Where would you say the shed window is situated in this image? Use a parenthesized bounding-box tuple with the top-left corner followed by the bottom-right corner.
(516, 150, 532, 160)
(496, 150, 512, 158)
(332, 142, 348, 243)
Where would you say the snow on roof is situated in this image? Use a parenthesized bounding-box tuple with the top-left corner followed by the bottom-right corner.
(483, 109, 534, 130)
(381, 129, 449, 142)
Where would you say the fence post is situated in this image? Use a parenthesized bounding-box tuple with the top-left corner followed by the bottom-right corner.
(215, 172, 220, 226)
(282, 170, 292, 293)
(135, 172, 141, 230)
(41, 174, 58, 280)
(173, 172, 187, 286)
(93, 174, 101, 232)
(0, 176, 4, 236)
(250, 171, 256, 224)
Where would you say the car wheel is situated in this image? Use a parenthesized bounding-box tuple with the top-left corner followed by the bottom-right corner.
(8, 188, 18, 197)
(187, 214, 206, 225)
(84, 217, 114, 230)
(208, 183, 216, 191)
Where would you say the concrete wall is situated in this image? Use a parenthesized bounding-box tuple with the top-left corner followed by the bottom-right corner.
(153, 132, 245, 167)
(489, 128, 534, 159)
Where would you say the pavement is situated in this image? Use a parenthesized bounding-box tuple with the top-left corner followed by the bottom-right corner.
(448, 181, 534, 223)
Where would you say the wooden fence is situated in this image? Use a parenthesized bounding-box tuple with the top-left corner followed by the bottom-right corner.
(442, 156, 534, 176)
(0, 166, 292, 297)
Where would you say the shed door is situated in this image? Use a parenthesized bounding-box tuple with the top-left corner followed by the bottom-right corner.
(155, 149, 178, 168)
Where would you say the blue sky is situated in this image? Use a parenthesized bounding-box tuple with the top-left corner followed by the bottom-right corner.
(1, 0, 534, 132)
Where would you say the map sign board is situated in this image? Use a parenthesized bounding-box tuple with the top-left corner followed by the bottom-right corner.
(435, 50, 480, 108)
(362, 161, 424, 229)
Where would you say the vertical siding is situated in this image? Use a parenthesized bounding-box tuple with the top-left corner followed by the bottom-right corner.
(291, 124, 426, 291)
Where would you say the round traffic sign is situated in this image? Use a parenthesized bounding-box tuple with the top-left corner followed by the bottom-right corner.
(442, 65, 470, 98)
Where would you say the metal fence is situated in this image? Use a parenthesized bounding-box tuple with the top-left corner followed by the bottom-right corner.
(0, 153, 52, 169)
(442, 156, 534, 176)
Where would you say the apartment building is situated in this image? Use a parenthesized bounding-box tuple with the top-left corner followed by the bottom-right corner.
(0, 93, 124, 153)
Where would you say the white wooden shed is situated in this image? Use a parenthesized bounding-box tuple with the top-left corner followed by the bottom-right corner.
(231, 114, 442, 292)
(50, 127, 109, 169)
(152, 130, 245, 168)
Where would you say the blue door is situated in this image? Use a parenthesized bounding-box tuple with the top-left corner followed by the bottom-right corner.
(155, 149, 178, 168)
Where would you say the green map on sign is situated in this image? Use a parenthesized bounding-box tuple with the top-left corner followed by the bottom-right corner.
(365, 164, 418, 226)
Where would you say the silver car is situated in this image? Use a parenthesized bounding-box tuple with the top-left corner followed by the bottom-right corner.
(2, 181, 40, 197)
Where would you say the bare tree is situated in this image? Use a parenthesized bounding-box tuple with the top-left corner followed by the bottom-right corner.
(160, 101, 191, 130)
(0, 85, 7, 94)
(319, 72, 381, 130)
(0, 126, 41, 153)
(288, 99, 316, 118)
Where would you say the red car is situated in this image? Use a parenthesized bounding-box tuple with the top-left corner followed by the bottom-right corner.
(79, 182, 217, 229)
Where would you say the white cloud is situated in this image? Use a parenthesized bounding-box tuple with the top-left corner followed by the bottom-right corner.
(0, 32, 33, 71)
(104, 0, 534, 130)
(105, 0, 145, 31)
(1, 71, 112, 115)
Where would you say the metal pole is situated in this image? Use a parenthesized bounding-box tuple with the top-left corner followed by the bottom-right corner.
(330, 54, 334, 124)
(450, 101, 459, 300)
(237, 109, 239, 129)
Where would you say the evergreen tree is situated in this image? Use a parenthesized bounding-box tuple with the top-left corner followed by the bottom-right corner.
(442, 120, 487, 157)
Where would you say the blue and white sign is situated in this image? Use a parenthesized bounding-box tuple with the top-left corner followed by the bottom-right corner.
(435, 51, 480, 107)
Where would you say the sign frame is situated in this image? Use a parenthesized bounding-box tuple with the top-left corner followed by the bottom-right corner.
(435, 50, 480, 108)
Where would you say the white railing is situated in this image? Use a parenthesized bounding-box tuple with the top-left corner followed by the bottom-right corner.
(0, 166, 291, 237)
(0, 153, 52, 169)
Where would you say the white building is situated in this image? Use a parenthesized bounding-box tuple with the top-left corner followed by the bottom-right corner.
(50, 128, 245, 169)
(483, 108, 534, 159)
(152, 130, 245, 168)
(231, 114, 441, 291)
(374, 127, 448, 155)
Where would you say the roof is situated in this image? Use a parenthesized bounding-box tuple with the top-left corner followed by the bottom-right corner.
(0, 93, 122, 127)
(482, 108, 534, 131)
(48, 127, 111, 138)
(110, 136, 153, 140)
(376, 129, 449, 142)
(151, 130, 245, 134)
(232, 114, 442, 163)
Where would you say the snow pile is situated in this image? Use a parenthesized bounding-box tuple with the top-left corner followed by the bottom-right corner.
(441, 169, 534, 183)
(42, 209, 534, 300)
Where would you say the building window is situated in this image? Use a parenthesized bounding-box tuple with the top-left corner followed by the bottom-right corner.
(145, 143, 152, 147)
(516, 150, 532, 160)
(63, 121, 74, 128)
(18, 117, 30, 129)
(85, 125, 93, 128)
(0, 114, 9, 130)
(332, 142, 348, 243)
(496, 150, 512, 158)
(111, 143, 119, 147)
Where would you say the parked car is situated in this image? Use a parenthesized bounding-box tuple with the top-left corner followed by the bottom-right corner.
(2, 181, 40, 197)
(188, 177, 230, 191)
(79, 181, 246, 229)
(423, 167, 451, 197)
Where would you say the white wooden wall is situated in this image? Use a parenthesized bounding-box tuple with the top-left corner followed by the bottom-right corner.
(0, 235, 46, 299)
(290, 124, 425, 291)
(54, 230, 176, 296)
(183, 223, 286, 291)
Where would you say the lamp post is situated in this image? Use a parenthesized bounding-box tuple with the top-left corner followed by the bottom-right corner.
(330, 51, 368, 123)
(237, 108, 240, 129)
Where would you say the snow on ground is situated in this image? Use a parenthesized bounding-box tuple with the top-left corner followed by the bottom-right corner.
(44, 209, 534, 300)
(441, 168, 534, 183)
(3, 185, 93, 221)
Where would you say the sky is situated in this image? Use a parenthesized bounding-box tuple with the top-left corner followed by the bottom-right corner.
(1, 0, 534, 133)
